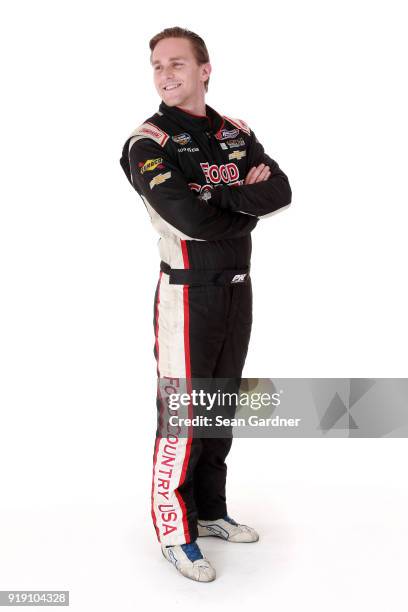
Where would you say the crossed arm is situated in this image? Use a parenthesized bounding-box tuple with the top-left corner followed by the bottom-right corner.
(211, 130, 292, 218)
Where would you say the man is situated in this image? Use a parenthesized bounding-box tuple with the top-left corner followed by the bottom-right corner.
(120, 27, 291, 582)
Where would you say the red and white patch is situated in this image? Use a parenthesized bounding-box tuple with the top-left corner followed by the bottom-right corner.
(129, 121, 169, 147)
(223, 115, 251, 135)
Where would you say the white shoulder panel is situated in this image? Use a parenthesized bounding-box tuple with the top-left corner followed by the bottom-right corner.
(128, 121, 170, 149)
(223, 115, 251, 135)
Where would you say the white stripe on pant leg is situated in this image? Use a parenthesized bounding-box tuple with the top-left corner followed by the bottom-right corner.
(153, 274, 191, 545)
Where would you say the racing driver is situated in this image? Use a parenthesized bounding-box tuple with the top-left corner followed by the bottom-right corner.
(119, 26, 292, 582)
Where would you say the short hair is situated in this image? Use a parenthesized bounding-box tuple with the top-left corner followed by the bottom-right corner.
(149, 26, 211, 92)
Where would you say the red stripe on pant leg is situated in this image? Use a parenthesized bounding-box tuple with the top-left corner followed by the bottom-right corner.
(177, 284, 193, 543)
(182, 285, 192, 380)
(154, 272, 163, 378)
(180, 242, 191, 380)
(180, 240, 190, 271)
(177, 240, 194, 542)
(174, 489, 192, 543)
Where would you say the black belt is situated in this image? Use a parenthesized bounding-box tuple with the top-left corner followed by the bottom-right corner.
(160, 261, 250, 286)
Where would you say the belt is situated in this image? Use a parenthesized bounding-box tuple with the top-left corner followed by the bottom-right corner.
(160, 261, 250, 286)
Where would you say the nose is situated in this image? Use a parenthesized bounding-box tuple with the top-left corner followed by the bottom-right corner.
(163, 65, 175, 79)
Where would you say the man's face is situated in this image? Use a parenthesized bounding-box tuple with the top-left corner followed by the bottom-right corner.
(151, 37, 211, 108)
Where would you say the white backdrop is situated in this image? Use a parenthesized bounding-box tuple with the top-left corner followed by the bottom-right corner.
(1, 0, 407, 609)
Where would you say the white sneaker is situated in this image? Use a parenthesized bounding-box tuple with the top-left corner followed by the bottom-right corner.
(198, 515, 259, 543)
(161, 541, 216, 582)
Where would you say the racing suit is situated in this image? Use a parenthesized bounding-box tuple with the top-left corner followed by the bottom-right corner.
(120, 101, 291, 546)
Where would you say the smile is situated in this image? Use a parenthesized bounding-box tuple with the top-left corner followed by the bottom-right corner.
(163, 83, 182, 91)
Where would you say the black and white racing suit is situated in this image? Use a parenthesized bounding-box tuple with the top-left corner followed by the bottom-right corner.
(120, 101, 291, 545)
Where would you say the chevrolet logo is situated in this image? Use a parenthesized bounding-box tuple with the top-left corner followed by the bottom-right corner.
(149, 171, 172, 189)
(228, 150, 246, 161)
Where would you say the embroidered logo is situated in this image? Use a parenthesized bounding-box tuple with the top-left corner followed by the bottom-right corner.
(215, 128, 240, 141)
(231, 274, 247, 283)
(177, 147, 199, 153)
(139, 158, 164, 174)
(228, 150, 246, 161)
(149, 171, 172, 189)
(200, 162, 239, 184)
(226, 138, 245, 148)
(172, 132, 191, 145)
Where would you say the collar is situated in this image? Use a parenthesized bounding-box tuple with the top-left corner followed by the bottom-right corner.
(159, 101, 225, 134)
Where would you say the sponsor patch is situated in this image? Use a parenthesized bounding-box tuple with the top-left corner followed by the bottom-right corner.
(172, 132, 191, 145)
(138, 158, 164, 174)
(215, 128, 240, 141)
(228, 150, 246, 161)
(231, 273, 247, 283)
(129, 121, 169, 147)
(226, 138, 245, 148)
(200, 162, 239, 184)
(149, 171, 171, 190)
(177, 147, 199, 153)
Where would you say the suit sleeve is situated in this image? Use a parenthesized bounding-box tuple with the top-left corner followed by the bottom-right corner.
(123, 138, 258, 241)
(212, 130, 292, 218)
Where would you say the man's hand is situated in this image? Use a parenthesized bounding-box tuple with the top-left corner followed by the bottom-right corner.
(244, 163, 271, 185)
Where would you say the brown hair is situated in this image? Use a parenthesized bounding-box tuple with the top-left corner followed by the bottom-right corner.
(149, 27, 211, 92)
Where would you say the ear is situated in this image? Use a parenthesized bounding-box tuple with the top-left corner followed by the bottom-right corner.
(200, 62, 212, 84)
